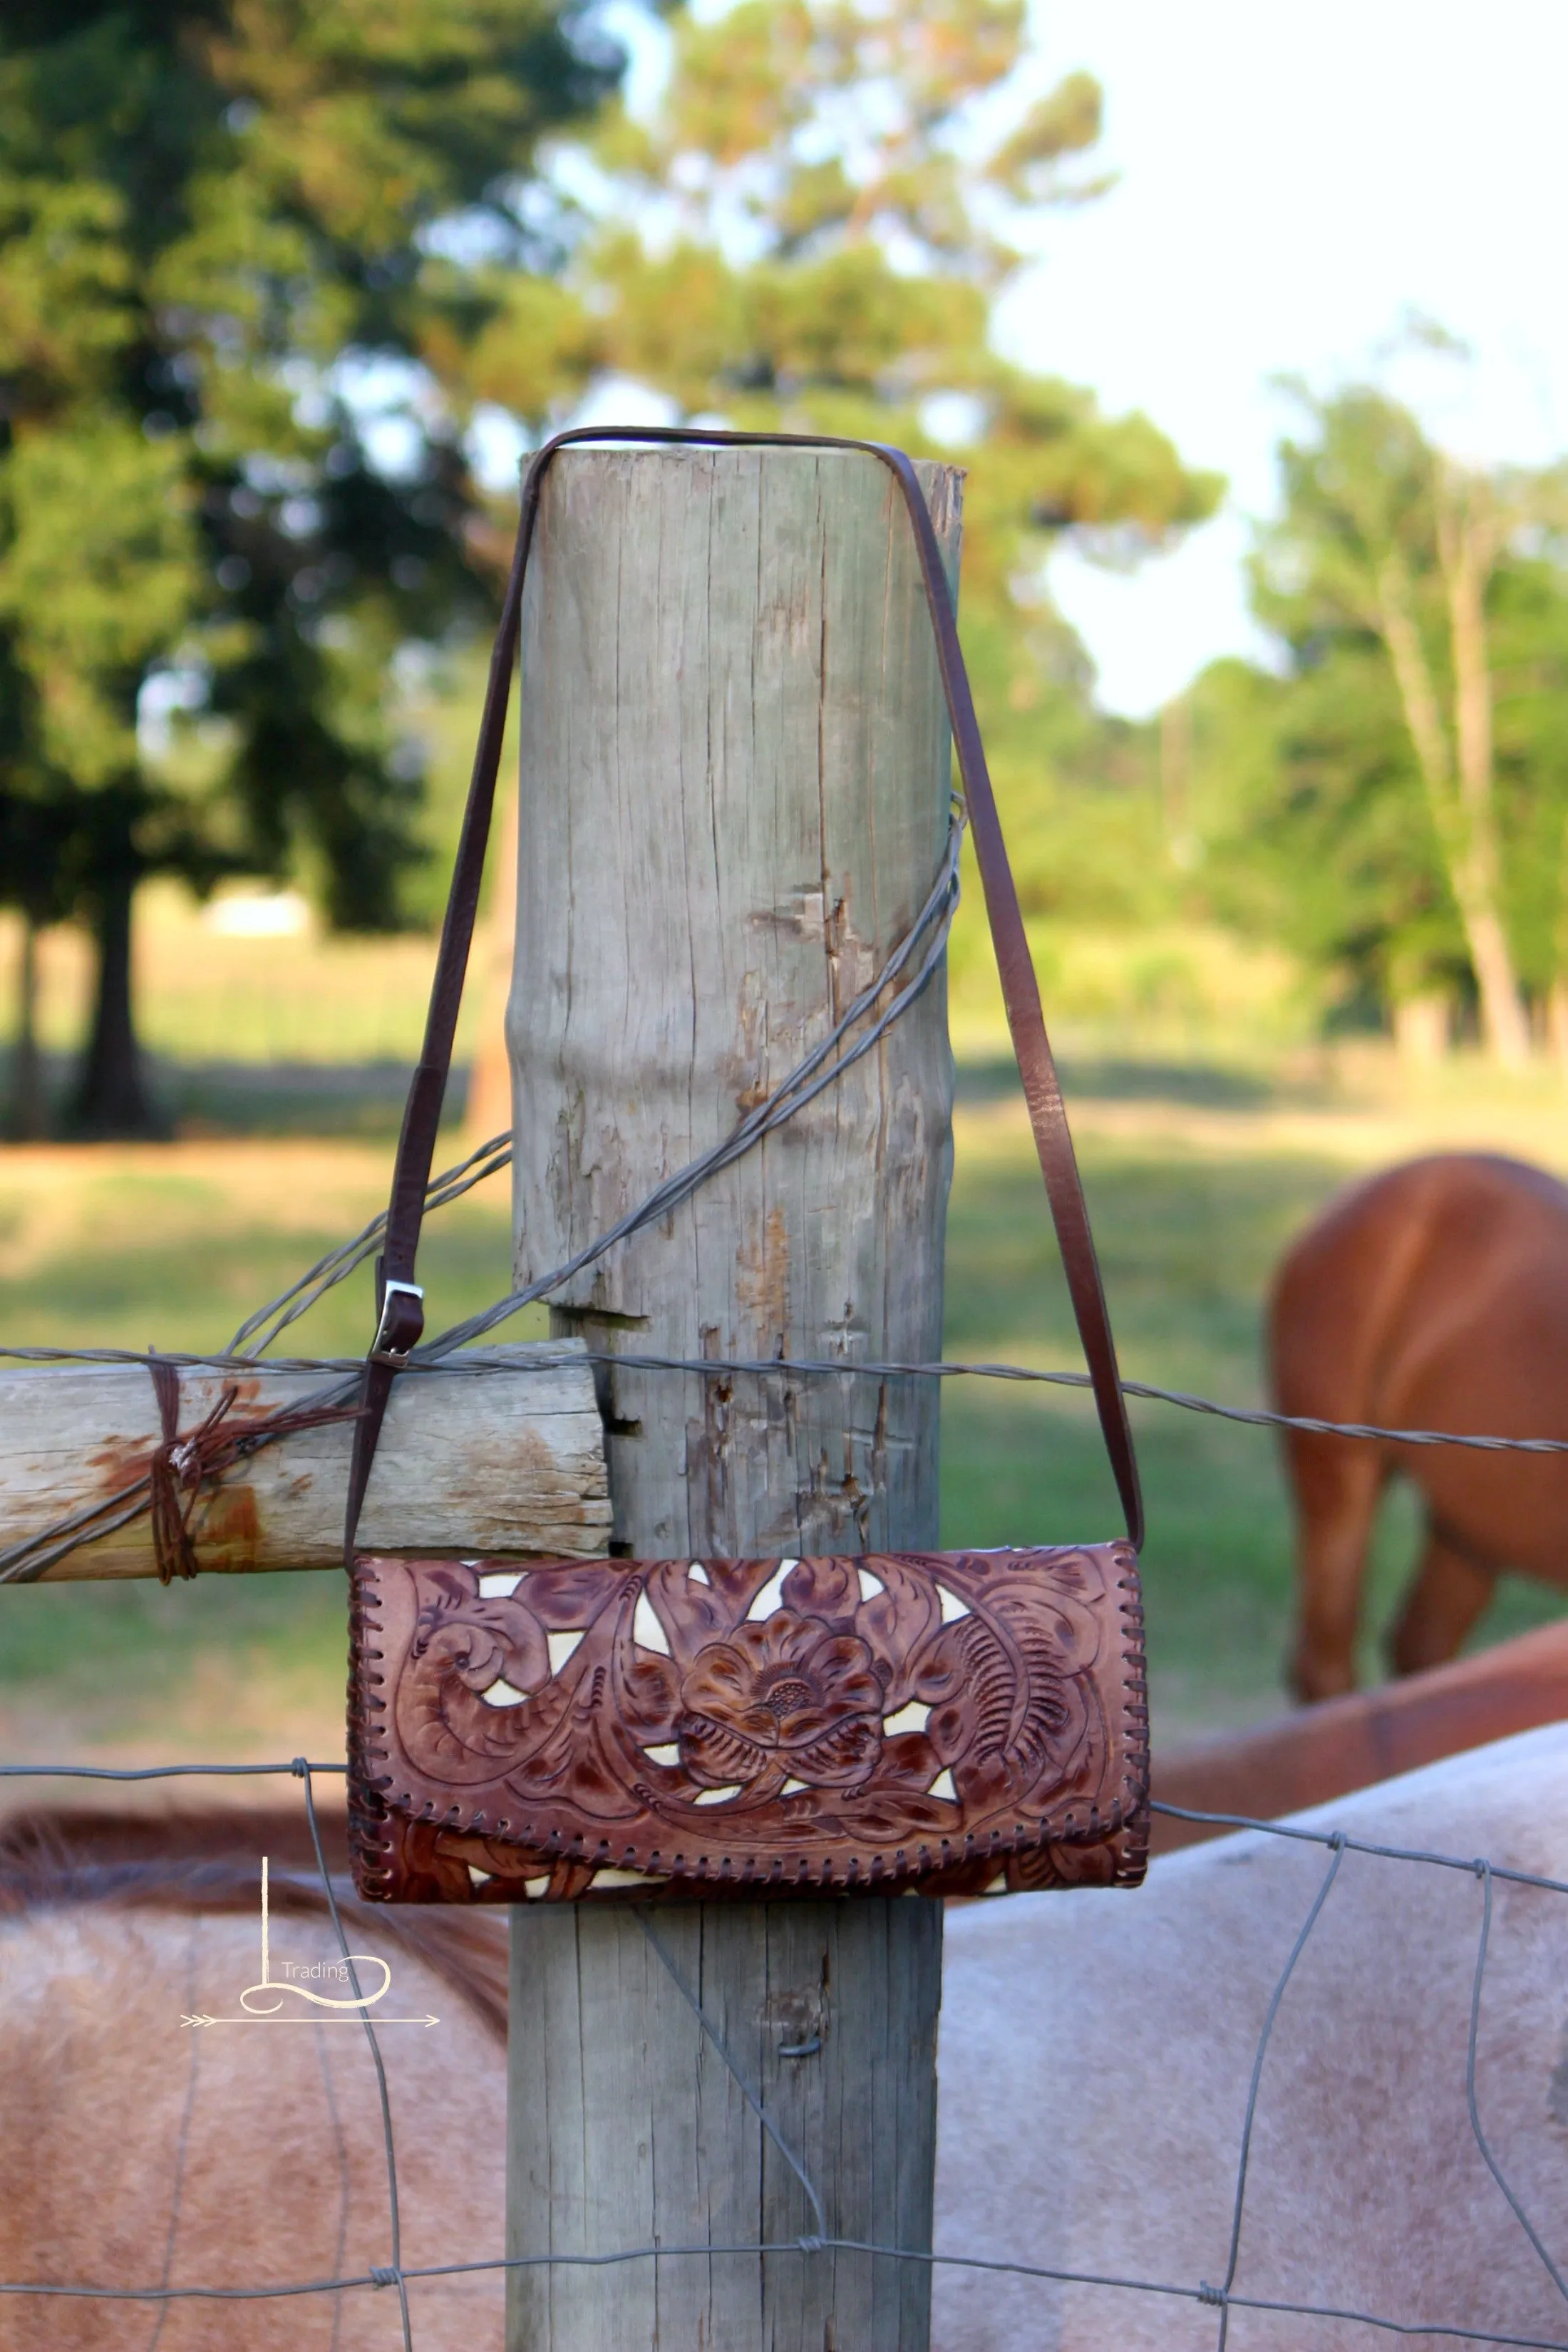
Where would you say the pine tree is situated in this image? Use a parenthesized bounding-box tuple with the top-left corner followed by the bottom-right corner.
(0, 0, 618, 1131)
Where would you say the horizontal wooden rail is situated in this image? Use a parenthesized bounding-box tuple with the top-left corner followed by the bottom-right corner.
(3, 1343, 609, 1580)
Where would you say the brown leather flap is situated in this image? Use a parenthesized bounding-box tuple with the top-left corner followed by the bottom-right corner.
(349, 1545, 1147, 1902)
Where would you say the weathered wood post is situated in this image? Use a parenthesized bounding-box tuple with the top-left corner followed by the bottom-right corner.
(505, 445, 960, 2351)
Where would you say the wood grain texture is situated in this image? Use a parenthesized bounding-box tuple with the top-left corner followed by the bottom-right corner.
(504, 447, 956, 2352)
(507, 445, 960, 1559)
(5, 1346, 609, 1579)
(507, 1897, 942, 2351)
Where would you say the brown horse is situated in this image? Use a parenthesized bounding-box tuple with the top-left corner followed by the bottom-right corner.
(1269, 1152, 1568, 1702)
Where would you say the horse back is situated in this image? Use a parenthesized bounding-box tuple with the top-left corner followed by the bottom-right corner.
(1268, 1152, 1568, 1428)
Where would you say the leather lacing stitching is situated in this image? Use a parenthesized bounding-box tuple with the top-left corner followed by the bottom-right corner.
(353, 1547, 1147, 1899)
(1113, 1556, 1152, 1887)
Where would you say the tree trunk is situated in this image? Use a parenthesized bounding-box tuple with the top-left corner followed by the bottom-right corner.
(504, 444, 960, 2352)
(7, 914, 46, 1139)
(68, 870, 161, 1137)
(1392, 991, 1449, 1066)
(1458, 898, 1532, 1070)
(1548, 981, 1568, 1083)
(1159, 690, 1197, 869)
(1376, 553, 1531, 1070)
(1440, 490, 1532, 1071)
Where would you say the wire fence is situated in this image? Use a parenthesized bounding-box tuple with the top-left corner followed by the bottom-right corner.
(7, 798, 1568, 1583)
(4, 1757, 1568, 2348)
(8, 790, 1568, 2343)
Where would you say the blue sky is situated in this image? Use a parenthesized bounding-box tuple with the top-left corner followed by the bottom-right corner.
(1007, 1, 1568, 713)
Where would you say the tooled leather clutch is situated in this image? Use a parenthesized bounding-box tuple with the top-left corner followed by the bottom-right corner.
(348, 1545, 1147, 1902)
(341, 426, 1151, 1907)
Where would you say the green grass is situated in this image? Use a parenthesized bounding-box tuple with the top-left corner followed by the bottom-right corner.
(4, 1072, 1567, 1761)
(0, 1138, 526, 1757)
(939, 1125, 1335, 1733)
(939, 1111, 1567, 1739)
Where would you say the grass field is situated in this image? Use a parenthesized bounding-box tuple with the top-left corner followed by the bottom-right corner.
(5, 1043, 1568, 1771)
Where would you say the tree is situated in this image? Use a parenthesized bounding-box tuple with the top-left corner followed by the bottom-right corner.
(1181, 646, 1453, 1043)
(0, 646, 84, 1137)
(0, 0, 619, 1132)
(440, 2, 1217, 676)
(1242, 383, 1568, 1066)
(431, 1, 1219, 1100)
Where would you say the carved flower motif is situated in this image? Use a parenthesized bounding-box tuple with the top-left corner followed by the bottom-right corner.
(676, 1610, 885, 1791)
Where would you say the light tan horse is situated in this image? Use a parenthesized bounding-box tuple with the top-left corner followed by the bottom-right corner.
(0, 1808, 507, 2351)
(13, 1732, 1568, 2351)
(936, 1723, 1568, 2350)
(1269, 1153, 1568, 1701)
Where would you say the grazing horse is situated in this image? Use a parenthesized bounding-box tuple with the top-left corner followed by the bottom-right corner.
(1268, 1153, 1568, 1701)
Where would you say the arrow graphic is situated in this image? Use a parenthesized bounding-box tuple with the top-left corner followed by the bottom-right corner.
(182, 2012, 439, 2028)
(179, 1859, 435, 2030)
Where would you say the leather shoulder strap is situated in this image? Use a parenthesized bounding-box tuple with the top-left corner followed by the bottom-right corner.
(344, 428, 1144, 1556)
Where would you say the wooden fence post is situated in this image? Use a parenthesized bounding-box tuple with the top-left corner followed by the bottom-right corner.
(505, 445, 960, 2352)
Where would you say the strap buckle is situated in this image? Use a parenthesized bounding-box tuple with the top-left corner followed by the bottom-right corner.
(373, 1279, 425, 1359)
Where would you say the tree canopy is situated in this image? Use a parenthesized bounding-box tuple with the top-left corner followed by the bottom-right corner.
(1186, 379, 1568, 1061)
(0, 0, 618, 1130)
(433, 0, 1222, 995)
(446, 0, 1219, 597)
(2, 0, 1226, 1132)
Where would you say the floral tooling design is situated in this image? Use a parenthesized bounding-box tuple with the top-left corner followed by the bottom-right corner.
(349, 1545, 1147, 1901)
(678, 1612, 886, 1791)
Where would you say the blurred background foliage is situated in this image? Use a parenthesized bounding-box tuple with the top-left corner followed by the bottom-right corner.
(10, 3, 1568, 1741)
(0, 0, 616, 1133)
(2, 0, 1224, 1136)
(6, 0, 1568, 1133)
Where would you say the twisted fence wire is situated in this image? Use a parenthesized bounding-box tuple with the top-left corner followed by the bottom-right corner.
(227, 802, 964, 1368)
(225, 1131, 514, 1361)
(297, 1759, 413, 2352)
(5, 753, 1568, 2340)
(6, 1324, 1568, 1585)
(1209, 1832, 1347, 2348)
(0, 807, 962, 1586)
(4, 1760, 1568, 2346)
(8, 1341, 1568, 1462)
(4, 769, 1567, 1597)
(1466, 1862, 1568, 2316)
(633, 1907, 829, 2239)
(416, 800, 965, 1365)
